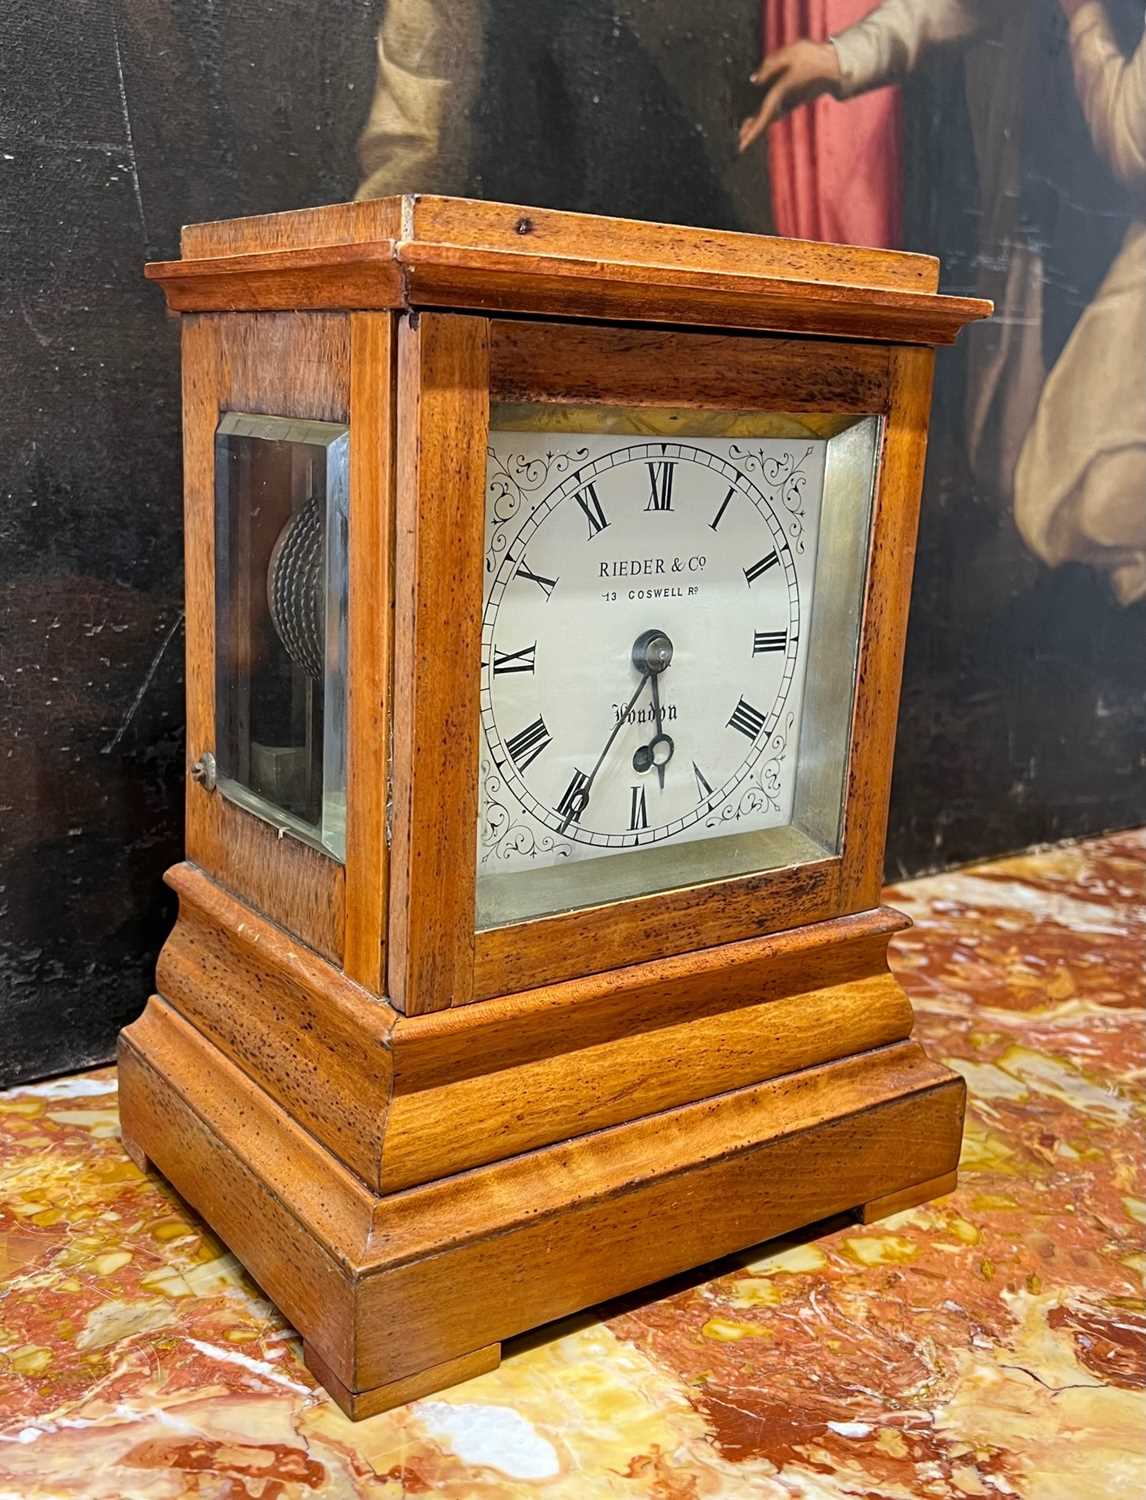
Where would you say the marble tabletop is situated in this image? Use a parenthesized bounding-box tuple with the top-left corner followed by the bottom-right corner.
(1, 831, 1144, 1497)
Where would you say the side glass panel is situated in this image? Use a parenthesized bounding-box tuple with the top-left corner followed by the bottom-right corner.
(475, 406, 879, 930)
(214, 413, 349, 860)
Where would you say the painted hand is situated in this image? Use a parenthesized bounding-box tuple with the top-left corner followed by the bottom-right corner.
(738, 40, 842, 154)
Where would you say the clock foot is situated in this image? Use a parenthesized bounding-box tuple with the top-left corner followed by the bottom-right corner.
(120, 1131, 151, 1176)
(304, 1340, 501, 1421)
(857, 1169, 958, 1224)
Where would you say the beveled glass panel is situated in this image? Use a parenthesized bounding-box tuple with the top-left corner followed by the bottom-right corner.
(214, 413, 348, 860)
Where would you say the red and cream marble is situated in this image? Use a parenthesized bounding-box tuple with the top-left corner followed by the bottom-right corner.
(2, 831, 1144, 1497)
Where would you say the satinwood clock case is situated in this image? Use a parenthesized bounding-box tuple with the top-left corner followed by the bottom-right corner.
(121, 196, 991, 1419)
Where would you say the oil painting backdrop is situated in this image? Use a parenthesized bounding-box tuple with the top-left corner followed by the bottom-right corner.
(3, 0, 1144, 1083)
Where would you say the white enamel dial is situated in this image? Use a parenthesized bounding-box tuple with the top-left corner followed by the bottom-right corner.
(478, 433, 826, 880)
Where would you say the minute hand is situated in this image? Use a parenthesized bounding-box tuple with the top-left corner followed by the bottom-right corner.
(560, 670, 651, 831)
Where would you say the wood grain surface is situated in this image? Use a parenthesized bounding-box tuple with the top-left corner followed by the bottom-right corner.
(860, 1169, 960, 1223)
(384, 910, 913, 1187)
(476, 852, 849, 997)
(382, 971, 911, 1189)
(181, 199, 403, 258)
(117, 1004, 369, 1390)
(156, 863, 396, 1186)
(839, 346, 936, 913)
(149, 195, 991, 345)
(179, 194, 938, 293)
(303, 1341, 501, 1422)
(401, 247, 984, 345)
(356, 1058, 963, 1392)
(147, 242, 404, 314)
(398, 907, 907, 1085)
(118, 1004, 965, 1415)
(406, 194, 941, 293)
(180, 313, 347, 960)
(387, 313, 489, 1014)
(490, 319, 892, 413)
(155, 861, 913, 1192)
(342, 313, 396, 991)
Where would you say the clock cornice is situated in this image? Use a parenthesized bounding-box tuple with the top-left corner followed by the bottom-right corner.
(145, 193, 991, 344)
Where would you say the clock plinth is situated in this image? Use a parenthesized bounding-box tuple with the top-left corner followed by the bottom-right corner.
(125, 196, 990, 1417)
(119, 905, 960, 1416)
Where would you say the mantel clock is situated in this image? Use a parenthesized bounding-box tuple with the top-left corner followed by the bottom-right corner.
(122, 196, 991, 1418)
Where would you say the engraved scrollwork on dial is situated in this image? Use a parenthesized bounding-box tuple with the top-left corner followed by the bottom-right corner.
(729, 444, 814, 553)
(705, 710, 795, 827)
(479, 759, 572, 864)
(485, 446, 591, 573)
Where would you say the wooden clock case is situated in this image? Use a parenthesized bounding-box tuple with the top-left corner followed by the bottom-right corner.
(121, 196, 990, 1418)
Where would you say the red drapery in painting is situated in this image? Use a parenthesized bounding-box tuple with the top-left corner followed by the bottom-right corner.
(763, 0, 902, 248)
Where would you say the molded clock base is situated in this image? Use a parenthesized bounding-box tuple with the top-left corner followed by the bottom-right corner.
(118, 997, 965, 1420)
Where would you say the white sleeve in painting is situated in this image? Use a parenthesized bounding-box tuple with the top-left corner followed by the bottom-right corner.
(1068, 1, 1146, 198)
(356, 0, 485, 199)
(1014, 4, 1146, 606)
(831, 0, 1013, 98)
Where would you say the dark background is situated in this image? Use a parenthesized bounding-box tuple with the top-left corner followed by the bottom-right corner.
(3, 0, 1144, 1085)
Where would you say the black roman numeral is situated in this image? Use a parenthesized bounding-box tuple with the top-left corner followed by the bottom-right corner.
(753, 629, 787, 654)
(645, 461, 675, 511)
(505, 716, 551, 771)
(728, 697, 768, 740)
(516, 558, 559, 600)
(493, 642, 537, 675)
(557, 768, 590, 825)
(709, 487, 735, 532)
(692, 761, 714, 802)
(744, 551, 779, 586)
(629, 784, 648, 830)
(574, 482, 609, 540)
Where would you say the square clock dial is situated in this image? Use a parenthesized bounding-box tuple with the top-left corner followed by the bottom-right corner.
(477, 411, 878, 928)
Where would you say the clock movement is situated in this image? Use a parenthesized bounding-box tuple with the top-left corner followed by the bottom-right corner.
(122, 196, 991, 1418)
